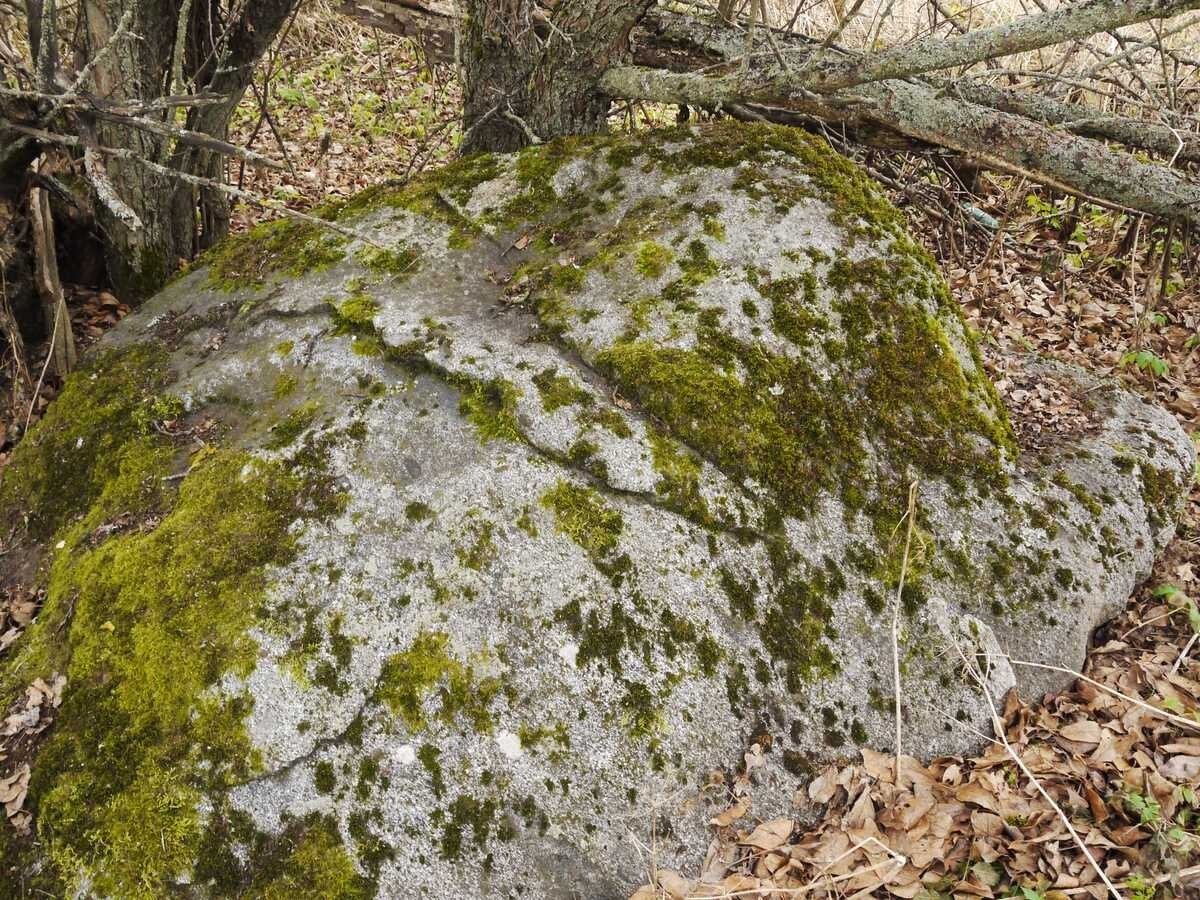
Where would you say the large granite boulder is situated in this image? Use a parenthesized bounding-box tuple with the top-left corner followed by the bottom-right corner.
(0, 122, 1193, 897)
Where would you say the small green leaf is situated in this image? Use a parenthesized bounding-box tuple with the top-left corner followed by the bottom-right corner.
(971, 861, 1001, 887)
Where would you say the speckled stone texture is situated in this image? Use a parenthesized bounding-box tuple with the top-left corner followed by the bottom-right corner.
(7, 123, 1194, 896)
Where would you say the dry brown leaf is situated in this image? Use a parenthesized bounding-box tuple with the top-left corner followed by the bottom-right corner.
(808, 767, 838, 804)
(710, 798, 750, 828)
(1160, 754, 1200, 781)
(741, 818, 793, 852)
(1058, 720, 1102, 744)
(956, 782, 1001, 812)
(653, 870, 693, 899)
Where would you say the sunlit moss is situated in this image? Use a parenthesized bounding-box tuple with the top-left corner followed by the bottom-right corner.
(376, 631, 499, 733)
(541, 481, 623, 561)
(206, 218, 347, 292)
(355, 242, 422, 280)
(0, 346, 175, 539)
(532, 368, 592, 412)
(634, 241, 673, 279)
(17, 449, 337, 897)
(456, 377, 522, 444)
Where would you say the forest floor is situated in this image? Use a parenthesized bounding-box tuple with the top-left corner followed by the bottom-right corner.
(0, 2, 1198, 897)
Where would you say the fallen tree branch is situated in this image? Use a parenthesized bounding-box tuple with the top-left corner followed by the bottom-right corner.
(351, 2, 1200, 168)
(798, 0, 1200, 93)
(602, 6, 1200, 225)
(945, 77, 1200, 165)
(338, 0, 456, 60)
(602, 63, 1200, 225)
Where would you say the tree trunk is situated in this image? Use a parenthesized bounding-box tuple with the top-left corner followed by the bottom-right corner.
(78, 0, 299, 300)
(80, 0, 193, 299)
(460, 0, 654, 153)
(29, 184, 75, 376)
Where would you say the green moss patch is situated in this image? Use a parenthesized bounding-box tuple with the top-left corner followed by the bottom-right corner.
(648, 428, 711, 527)
(355, 243, 422, 280)
(456, 377, 522, 444)
(14, 449, 337, 896)
(198, 812, 371, 899)
(207, 218, 347, 292)
(541, 481, 623, 561)
(376, 631, 500, 733)
(532, 368, 592, 413)
(0, 346, 176, 539)
(634, 241, 673, 279)
(594, 254, 1012, 520)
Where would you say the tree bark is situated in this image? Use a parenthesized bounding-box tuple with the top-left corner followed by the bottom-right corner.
(459, 0, 655, 153)
(76, 0, 300, 300)
(29, 185, 75, 376)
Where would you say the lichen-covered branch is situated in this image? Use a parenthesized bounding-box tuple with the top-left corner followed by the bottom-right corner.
(620, 0, 1200, 102)
(944, 79, 1200, 166)
(600, 62, 1200, 225)
(799, 0, 1200, 92)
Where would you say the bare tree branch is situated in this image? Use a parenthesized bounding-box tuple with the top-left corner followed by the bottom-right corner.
(601, 14, 1200, 226)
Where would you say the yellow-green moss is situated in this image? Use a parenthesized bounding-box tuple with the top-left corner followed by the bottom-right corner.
(246, 816, 372, 899)
(266, 401, 322, 450)
(206, 218, 347, 292)
(760, 571, 840, 690)
(273, 372, 300, 399)
(376, 631, 499, 733)
(439, 794, 498, 861)
(13, 448, 337, 897)
(456, 377, 522, 443)
(1139, 462, 1185, 529)
(648, 428, 711, 526)
(0, 346, 175, 539)
(456, 518, 498, 571)
(1051, 469, 1103, 517)
(540, 481, 623, 561)
(331, 140, 587, 251)
(643, 121, 908, 240)
(355, 243, 422, 280)
(593, 251, 1013, 521)
(335, 292, 381, 330)
(634, 241, 673, 279)
(531, 367, 592, 412)
(405, 501, 434, 522)
(578, 406, 632, 438)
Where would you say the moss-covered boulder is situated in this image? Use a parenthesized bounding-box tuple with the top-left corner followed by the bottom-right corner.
(0, 122, 1193, 897)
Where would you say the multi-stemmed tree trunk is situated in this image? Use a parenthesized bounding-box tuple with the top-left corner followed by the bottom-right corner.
(77, 0, 300, 298)
(459, 0, 655, 153)
(3, 0, 300, 302)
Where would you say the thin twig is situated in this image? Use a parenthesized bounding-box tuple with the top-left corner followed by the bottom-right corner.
(891, 480, 918, 785)
(1006, 657, 1200, 732)
(958, 645, 1122, 900)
